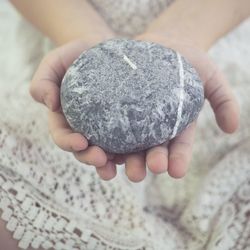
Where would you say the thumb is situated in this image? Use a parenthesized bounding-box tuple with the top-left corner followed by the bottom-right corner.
(204, 67, 240, 133)
(30, 51, 63, 111)
(177, 46, 240, 134)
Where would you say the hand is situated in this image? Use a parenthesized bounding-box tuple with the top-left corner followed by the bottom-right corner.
(114, 32, 239, 181)
(31, 36, 239, 183)
(96, 33, 239, 181)
(30, 40, 116, 165)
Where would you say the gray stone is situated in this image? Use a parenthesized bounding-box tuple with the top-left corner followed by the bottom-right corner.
(60, 38, 204, 154)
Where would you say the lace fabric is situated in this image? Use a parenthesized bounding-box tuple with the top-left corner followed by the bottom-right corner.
(0, 1, 250, 249)
(89, 0, 174, 37)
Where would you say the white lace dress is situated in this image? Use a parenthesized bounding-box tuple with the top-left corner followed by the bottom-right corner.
(0, 0, 250, 249)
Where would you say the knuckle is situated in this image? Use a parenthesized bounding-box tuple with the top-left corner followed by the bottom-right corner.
(214, 98, 232, 113)
(153, 149, 168, 157)
(176, 140, 192, 149)
(147, 147, 167, 158)
(170, 151, 187, 161)
(206, 83, 224, 100)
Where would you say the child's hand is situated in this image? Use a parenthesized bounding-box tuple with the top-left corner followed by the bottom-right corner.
(31, 40, 115, 166)
(96, 34, 239, 182)
(31, 37, 239, 182)
(126, 32, 239, 179)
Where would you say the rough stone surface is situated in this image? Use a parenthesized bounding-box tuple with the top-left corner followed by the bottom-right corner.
(60, 39, 204, 154)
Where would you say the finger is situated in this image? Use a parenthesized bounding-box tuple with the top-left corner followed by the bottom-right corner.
(30, 52, 64, 111)
(95, 161, 117, 181)
(74, 146, 108, 168)
(31, 41, 89, 111)
(204, 67, 240, 134)
(146, 143, 168, 174)
(168, 121, 196, 178)
(48, 110, 88, 152)
(53, 40, 92, 69)
(164, 47, 239, 134)
(125, 152, 146, 182)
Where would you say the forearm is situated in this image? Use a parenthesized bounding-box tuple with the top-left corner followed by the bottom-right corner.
(10, 0, 114, 45)
(143, 0, 250, 50)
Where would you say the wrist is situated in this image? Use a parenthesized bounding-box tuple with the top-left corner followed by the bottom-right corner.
(139, 0, 250, 52)
(135, 32, 206, 59)
(136, 31, 198, 48)
(139, 21, 214, 53)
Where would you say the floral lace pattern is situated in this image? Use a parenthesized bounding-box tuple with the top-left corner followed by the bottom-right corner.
(0, 1, 250, 249)
(89, 0, 174, 36)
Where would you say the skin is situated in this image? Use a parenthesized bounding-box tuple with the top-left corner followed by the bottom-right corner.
(0, 211, 43, 250)
(33, 38, 239, 182)
(9, 0, 250, 182)
(3, 0, 249, 247)
(10, 0, 250, 183)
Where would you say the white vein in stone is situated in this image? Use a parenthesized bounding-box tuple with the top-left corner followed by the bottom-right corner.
(171, 52, 185, 139)
(123, 55, 137, 69)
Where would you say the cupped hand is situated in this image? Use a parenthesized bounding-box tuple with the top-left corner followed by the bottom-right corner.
(31, 40, 114, 167)
(115, 32, 239, 181)
(31, 36, 239, 182)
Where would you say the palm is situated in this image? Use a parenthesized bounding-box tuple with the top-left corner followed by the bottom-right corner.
(31, 38, 239, 182)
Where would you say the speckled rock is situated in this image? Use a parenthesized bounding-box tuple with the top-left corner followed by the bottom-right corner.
(60, 39, 204, 154)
